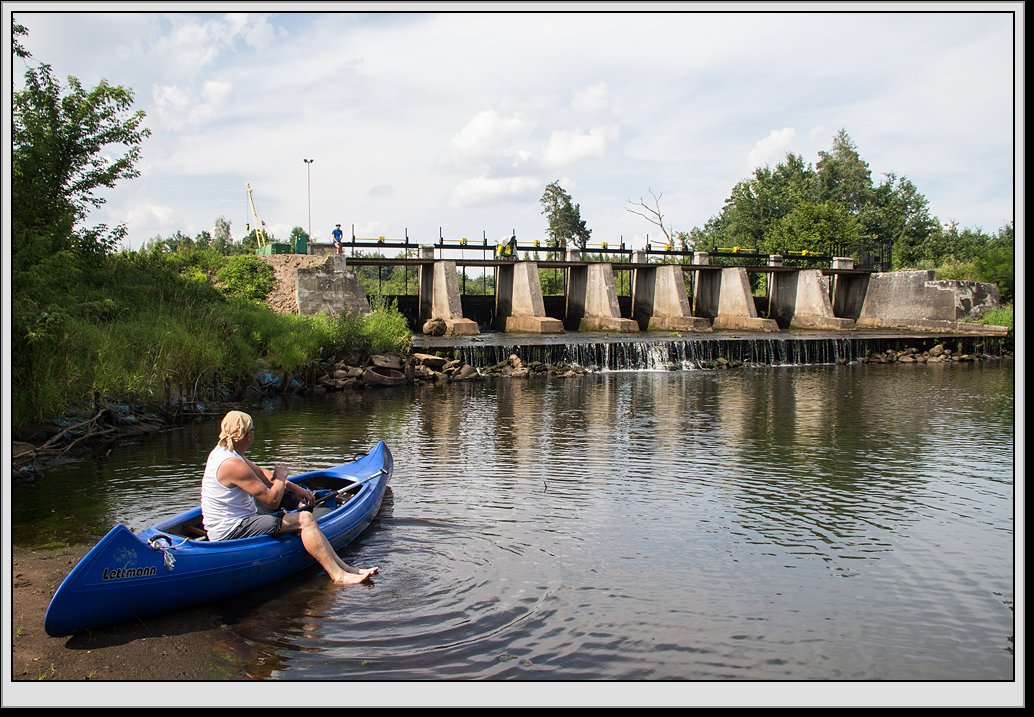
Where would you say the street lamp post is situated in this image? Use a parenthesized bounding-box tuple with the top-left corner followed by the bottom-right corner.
(303, 158, 314, 244)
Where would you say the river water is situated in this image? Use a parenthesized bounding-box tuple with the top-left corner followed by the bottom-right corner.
(12, 359, 1016, 689)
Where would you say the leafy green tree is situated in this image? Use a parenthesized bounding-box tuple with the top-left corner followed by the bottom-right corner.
(241, 229, 267, 253)
(288, 226, 310, 250)
(863, 174, 938, 268)
(540, 181, 592, 250)
(814, 129, 873, 213)
(765, 201, 862, 255)
(973, 222, 1014, 303)
(213, 216, 234, 253)
(12, 24, 151, 269)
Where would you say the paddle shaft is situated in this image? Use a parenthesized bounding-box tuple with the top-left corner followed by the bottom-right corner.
(308, 468, 388, 509)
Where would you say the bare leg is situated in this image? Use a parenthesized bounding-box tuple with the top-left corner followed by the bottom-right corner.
(282, 512, 377, 584)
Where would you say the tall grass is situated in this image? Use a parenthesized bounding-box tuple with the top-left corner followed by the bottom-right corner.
(11, 250, 413, 433)
(977, 305, 1013, 332)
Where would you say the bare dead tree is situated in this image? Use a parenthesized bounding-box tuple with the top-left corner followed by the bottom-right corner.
(626, 189, 673, 245)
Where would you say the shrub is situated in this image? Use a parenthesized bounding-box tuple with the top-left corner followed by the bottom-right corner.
(978, 305, 1013, 332)
(215, 255, 276, 302)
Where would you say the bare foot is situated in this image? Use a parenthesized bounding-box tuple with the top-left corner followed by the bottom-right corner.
(332, 567, 377, 585)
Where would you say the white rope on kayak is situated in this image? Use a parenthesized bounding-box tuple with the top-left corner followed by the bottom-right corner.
(148, 535, 189, 571)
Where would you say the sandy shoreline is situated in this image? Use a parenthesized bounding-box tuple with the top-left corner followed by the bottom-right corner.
(8, 544, 255, 683)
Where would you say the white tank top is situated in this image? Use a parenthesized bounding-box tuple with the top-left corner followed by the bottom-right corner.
(201, 445, 257, 540)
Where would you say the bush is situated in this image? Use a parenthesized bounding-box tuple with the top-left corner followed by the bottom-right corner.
(10, 246, 414, 433)
(215, 255, 276, 302)
(978, 305, 1013, 332)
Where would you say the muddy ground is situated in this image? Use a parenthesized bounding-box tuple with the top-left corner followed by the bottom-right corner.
(8, 544, 258, 683)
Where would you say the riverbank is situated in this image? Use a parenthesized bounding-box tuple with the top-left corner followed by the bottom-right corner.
(9, 544, 253, 681)
(11, 329, 1012, 477)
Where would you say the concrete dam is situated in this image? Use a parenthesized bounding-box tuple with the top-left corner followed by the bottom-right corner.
(292, 247, 1006, 334)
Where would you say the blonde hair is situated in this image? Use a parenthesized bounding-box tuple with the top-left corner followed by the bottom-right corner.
(218, 410, 254, 451)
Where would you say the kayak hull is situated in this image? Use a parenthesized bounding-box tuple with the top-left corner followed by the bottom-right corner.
(43, 441, 392, 637)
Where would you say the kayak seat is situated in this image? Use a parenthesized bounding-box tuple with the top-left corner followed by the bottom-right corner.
(182, 523, 209, 541)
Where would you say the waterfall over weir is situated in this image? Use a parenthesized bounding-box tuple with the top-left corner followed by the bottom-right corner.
(412, 331, 1007, 372)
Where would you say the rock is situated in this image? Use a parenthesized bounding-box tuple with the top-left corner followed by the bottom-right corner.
(929, 343, 945, 357)
(362, 366, 406, 387)
(412, 353, 448, 370)
(369, 354, 404, 371)
(448, 363, 480, 381)
(422, 318, 447, 336)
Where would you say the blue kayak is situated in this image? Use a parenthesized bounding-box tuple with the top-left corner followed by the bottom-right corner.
(44, 441, 392, 637)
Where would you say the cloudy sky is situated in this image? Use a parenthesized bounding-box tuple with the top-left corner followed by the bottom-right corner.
(8, 3, 1021, 252)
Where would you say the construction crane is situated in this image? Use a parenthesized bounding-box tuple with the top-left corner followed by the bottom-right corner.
(246, 183, 268, 249)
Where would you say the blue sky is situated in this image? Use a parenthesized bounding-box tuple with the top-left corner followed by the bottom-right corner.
(7, 4, 1022, 252)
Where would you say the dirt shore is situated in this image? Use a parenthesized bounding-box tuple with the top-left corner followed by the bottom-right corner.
(9, 544, 254, 683)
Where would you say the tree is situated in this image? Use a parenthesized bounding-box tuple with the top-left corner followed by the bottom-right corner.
(688, 132, 947, 269)
(213, 216, 234, 253)
(862, 174, 938, 267)
(540, 181, 592, 250)
(626, 189, 675, 246)
(974, 223, 1014, 303)
(12, 24, 151, 270)
(289, 226, 310, 251)
(765, 201, 862, 256)
(814, 129, 872, 214)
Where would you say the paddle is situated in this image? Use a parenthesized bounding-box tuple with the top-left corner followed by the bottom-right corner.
(303, 468, 389, 510)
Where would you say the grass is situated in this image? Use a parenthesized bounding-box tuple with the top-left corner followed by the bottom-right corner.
(12, 250, 414, 433)
(976, 305, 1013, 331)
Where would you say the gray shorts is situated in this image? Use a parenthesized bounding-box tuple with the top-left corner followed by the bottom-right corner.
(223, 513, 283, 540)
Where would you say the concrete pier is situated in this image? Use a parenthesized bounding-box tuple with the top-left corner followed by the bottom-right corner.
(770, 268, 855, 330)
(697, 267, 779, 332)
(291, 249, 1008, 337)
(418, 246, 479, 335)
(494, 262, 565, 333)
(631, 259, 712, 332)
(565, 251, 639, 332)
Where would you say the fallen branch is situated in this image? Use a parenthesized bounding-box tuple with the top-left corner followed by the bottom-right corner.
(13, 408, 111, 461)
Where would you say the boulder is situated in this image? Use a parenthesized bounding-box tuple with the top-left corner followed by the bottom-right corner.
(370, 354, 404, 371)
(413, 352, 448, 370)
(422, 318, 447, 336)
(362, 366, 407, 387)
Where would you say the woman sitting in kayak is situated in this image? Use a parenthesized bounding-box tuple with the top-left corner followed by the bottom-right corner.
(201, 410, 378, 585)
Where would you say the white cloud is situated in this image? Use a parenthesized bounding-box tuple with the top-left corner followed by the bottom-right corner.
(571, 82, 613, 116)
(449, 176, 542, 208)
(447, 110, 535, 171)
(150, 80, 235, 131)
(12, 10, 1016, 246)
(747, 128, 798, 169)
(543, 127, 618, 169)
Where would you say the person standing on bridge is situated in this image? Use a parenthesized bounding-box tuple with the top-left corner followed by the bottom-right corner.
(331, 224, 344, 254)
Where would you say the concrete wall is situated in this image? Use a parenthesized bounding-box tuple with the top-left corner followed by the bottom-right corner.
(295, 256, 370, 316)
(856, 270, 1002, 330)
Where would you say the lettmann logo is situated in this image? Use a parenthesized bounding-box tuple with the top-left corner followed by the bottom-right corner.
(102, 566, 157, 580)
